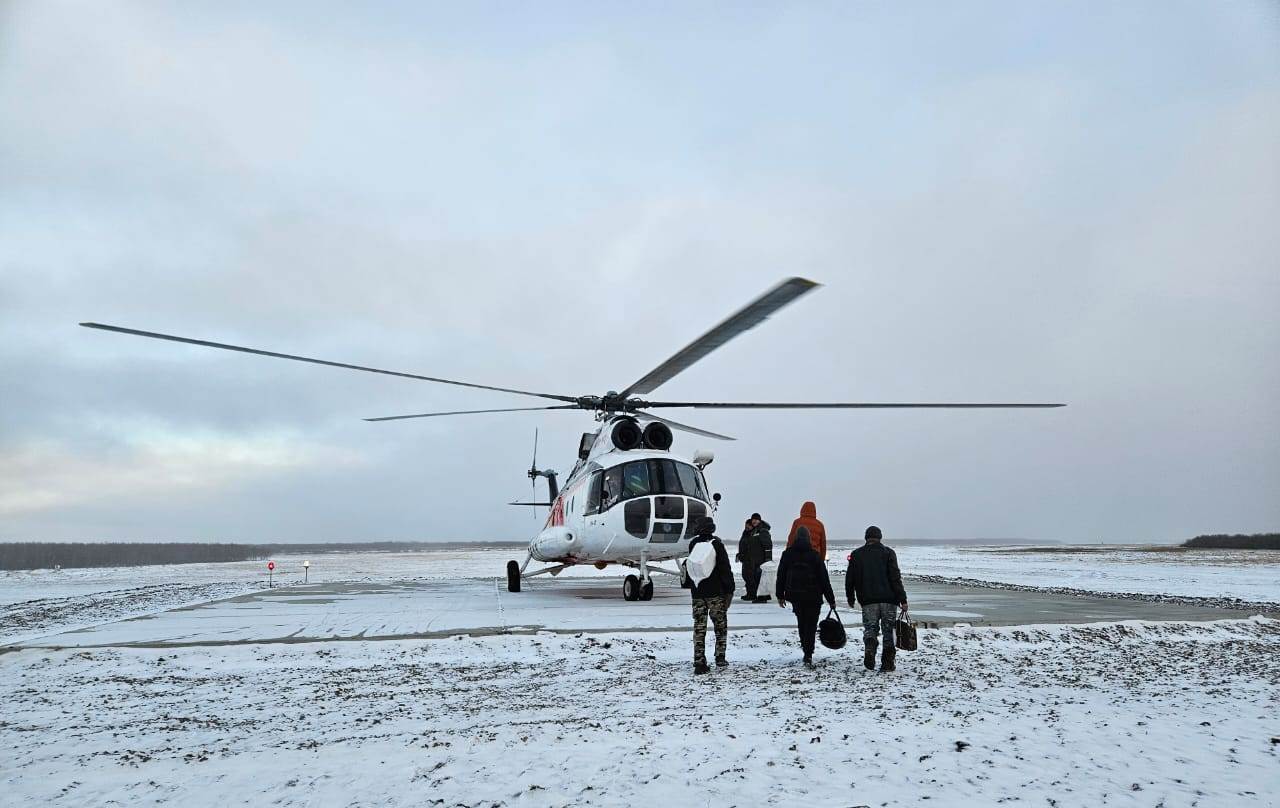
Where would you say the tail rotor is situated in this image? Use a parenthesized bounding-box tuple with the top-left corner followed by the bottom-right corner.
(529, 428, 539, 522)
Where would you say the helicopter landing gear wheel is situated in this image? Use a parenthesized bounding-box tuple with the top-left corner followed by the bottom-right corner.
(623, 574, 641, 601)
(506, 560, 521, 593)
(639, 579, 654, 601)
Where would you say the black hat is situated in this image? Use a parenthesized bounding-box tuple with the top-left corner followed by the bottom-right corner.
(865, 525, 883, 540)
(696, 516, 717, 535)
(750, 512, 762, 521)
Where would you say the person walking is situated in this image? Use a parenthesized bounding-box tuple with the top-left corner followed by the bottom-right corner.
(776, 526, 836, 667)
(786, 501, 828, 560)
(845, 525, 908, 672)
(682, 516, 735, 675)
(736, 512, 773, 602)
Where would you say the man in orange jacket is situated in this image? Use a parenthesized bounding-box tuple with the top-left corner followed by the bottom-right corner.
(786, 501, 827, 560)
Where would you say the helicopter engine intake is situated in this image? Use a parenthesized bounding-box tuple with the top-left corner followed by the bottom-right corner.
(641, 421, 673, 450)
(610, 418, 643, 451)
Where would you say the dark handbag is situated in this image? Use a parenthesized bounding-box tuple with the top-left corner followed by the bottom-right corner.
(895, 608, 918, 651)
(818, 607, 847, 650)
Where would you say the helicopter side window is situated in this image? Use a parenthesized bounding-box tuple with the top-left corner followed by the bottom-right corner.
(584, 471, 603, 515)
(685, 500, 708, 537)
(602, 466, 623, 511)
(622, 461, 651, 499)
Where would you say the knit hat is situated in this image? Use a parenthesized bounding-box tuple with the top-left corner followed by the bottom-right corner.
(865, 525, 883, 540)
(750, 512, 762, 521)
(696, 516, 717, 535)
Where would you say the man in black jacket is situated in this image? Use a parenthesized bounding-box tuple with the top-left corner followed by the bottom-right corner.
(736, 512, 773, 602)
(682, 516, 734, 674)
(846, 525, 908, 672)
(776, 526, 836, 668)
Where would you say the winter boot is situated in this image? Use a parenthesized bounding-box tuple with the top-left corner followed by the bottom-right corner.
(694, 661, 711, 675)
(753, 595, 772, 603)
(715, 658, 729, 668)
(803, 655, 815, 669)
(863, 638, 878, 671)
(880, 643, 896, 673)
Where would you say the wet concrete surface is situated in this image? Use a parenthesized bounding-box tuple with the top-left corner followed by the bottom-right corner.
(7, 573, 1273, 650)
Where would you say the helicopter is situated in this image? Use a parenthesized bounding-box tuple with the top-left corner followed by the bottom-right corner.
(80, 276, 1063, 601)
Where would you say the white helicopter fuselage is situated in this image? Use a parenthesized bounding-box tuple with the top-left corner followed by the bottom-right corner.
(527, 417, 715, 568)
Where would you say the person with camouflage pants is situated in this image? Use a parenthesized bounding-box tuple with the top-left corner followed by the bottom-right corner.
(845, 525, 908, 672)
(682, 516, 735, 674)
(692, 595, 729, 670)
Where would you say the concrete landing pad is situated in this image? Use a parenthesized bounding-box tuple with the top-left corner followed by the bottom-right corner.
(9, 575, 1267, 650)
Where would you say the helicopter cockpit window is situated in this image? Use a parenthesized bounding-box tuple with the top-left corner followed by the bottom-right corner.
(602, 466, 623, 511)
(675, 462, 709, 501)
(622, 461, 650, 499)
(584, 471, 602, 515)
(648, 459, 683, 494)
(598, 460, 711, 511)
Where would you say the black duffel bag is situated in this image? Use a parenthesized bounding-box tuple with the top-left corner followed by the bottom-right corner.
(818, 607, 847, 650)
(895, 608, 918, 651)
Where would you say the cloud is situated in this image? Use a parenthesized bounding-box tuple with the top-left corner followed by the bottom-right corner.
(1, 1, 1277, 542)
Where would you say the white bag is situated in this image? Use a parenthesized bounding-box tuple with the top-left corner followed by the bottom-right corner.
(685, 541, 717, 584)
(757, 560, 777, 598)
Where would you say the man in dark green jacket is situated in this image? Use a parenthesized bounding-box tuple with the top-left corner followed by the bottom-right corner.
(736, 512, 773, 602)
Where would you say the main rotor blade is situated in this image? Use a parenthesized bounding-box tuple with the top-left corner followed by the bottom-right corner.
(80, 322, 578, 403)
(638, 411, 736, 441)
(364, 406, 579, 422)
(618, 276, 820, 397)
(641, 401, 1066, 409)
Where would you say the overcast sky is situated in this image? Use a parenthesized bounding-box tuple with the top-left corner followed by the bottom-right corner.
(2, 2, 1277, 544)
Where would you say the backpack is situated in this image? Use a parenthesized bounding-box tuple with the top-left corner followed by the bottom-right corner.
(685, 541, 717, 585)
(785, 555, 819, 599)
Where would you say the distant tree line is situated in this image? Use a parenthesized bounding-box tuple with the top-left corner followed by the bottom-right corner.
(1182, 533, 1280, 550)
(266, 540, 460, 553)
(0, 540, 526, 571)
(0, 543, 273, 571)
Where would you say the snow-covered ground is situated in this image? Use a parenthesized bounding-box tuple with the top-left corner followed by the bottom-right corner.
(4, 544, 1277, 646)
(4, 618, 1278, 807)
(4, 547, 1278, 805)
(888, 544, 1280, 604)
(0, 550, 526, 644)
(0, 549, 528, 606)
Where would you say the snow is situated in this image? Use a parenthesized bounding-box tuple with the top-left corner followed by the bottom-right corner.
(888, 544, 1280, 604)
(4, 617, 1278, 806)
(0, 550, 536, 645)
(0, 549, 527, 606)
(5, 544, 1277, 647)
(3, 546, 1278, 804)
